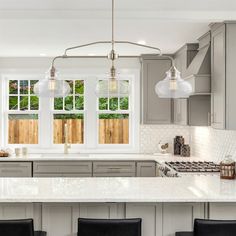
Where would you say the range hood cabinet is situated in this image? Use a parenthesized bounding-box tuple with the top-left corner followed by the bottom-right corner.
(184, 32, 211, 95)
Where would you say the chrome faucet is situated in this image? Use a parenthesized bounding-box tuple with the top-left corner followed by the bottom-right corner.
(64, 123, 71, 154)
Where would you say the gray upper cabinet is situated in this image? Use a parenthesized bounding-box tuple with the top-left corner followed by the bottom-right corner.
(188, 96, 211, 126)
(211, 24, 226, 129)
(211, 23, 236, 130)
(173, 96, 211, 126)
(173, 99, 188, 125)
(141, 55, 172, 124)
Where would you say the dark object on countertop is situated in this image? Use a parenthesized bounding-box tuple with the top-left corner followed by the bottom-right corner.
(0, 150, 9, 157)
(180, 144, 191, 157)
(78, 218, 141, 236)
(176, 218, 236, 236)
(220, 160, 235, 180)
(0, 218, 46, 236)
(174, 136, 184, 155)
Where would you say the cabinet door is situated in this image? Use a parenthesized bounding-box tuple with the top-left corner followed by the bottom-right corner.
(209, 203, 236, 220)
(173, 99, 188, 125)
(33, 161, 92, 177)
(188, 95, 211, 126)
(42, 203, 79, 236)
(126, 203, 162, 236)
(93, 161, 136, 177)
(163, 203, 205, 236)
(0, 162, 32, 177)
(141, 57, 172, 124)
(211, 24, 226, 129)
(136, 162, 156, 177)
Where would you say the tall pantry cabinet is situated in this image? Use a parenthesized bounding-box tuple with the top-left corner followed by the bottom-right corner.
(211, 22, 236, 130)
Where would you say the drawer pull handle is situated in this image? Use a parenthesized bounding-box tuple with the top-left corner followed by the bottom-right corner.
(1, 170, 23, 173)
(108, 167, 123, 170)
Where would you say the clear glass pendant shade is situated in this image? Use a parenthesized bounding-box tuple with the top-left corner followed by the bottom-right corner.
(95, 78, 130, 98)
(33, 70, 71, 98)
(155, 67, 192, 98)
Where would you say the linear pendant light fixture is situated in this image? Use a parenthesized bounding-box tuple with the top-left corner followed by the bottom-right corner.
(34, 0, 192, 99)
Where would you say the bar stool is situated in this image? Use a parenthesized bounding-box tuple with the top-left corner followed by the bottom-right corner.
(0, 219, 46, 236)
(78, 218, 141, 236)
(176, 218, 236, 236)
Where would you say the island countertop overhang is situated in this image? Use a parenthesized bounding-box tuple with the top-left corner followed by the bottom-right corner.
(0, 176, 236, 203)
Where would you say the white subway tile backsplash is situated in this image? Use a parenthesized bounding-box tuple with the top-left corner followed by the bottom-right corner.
(140, 125, 236, 162)
(191, 127, 236, 162)
(140, 125, 190, 154)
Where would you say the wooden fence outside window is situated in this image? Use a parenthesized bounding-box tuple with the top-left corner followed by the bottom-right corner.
(8, 119, 129, 144)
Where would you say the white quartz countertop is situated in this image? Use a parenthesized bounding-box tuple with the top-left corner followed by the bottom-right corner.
(0, 176, 235, 203)
(0, 153, 202, 163)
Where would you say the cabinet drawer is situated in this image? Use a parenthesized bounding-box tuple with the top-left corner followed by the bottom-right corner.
(136, 162, 156, 177)
(93, 161, 135, 174)
(0, 162, 32, 177)
(93, 172, 136, 177)
(34, 173, 92, 177)
(33, 161, 92, 175)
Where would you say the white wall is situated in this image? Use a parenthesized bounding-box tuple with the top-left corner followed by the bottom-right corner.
(0, 57, 140, 71)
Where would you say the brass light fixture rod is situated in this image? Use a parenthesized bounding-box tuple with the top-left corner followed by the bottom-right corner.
(51, 40, 163, 68)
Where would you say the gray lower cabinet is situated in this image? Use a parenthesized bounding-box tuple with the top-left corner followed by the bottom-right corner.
(0, 162, 32, 177)
(141, 55, 172, 124)
(93, 161, 136, 177)
(33, 161, 92, 177)
(136, 161, 156, 177)
(162, 203, 204, 236)
(126, 203, 204, 236)
(209, 203, 236, 220)
(0, 202, 206, 236)
(42, 203, 124, 236)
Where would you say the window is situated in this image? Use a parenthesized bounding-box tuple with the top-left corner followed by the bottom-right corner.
(53, 80, 84, 144)
(7, 79, 39, 144)
(3, 70, 139, 152)
(98, 80, 130, 144)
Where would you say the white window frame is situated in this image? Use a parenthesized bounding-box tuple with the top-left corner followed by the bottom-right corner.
(3, 74, 42, 148)
(0, 68, 140, 153)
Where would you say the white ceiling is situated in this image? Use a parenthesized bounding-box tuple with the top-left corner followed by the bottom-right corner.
(0, 0, 235, 57)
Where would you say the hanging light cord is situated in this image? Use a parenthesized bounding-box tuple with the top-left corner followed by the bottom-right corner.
(112, 0, 115, 52)
(110, 0, 116, 78)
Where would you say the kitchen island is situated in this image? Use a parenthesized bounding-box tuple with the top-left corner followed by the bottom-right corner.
(0, 176, 236, 236)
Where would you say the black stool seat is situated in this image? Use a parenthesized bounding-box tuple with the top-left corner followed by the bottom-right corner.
(78, 218, 141, 236)
(176, 219, 236, 236)
(0, 219, 46, 236)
